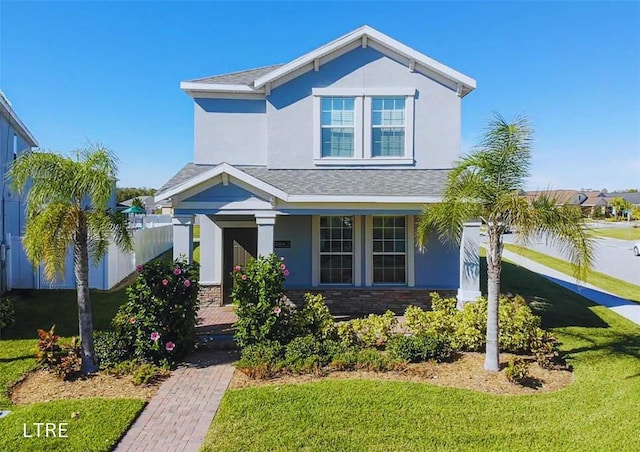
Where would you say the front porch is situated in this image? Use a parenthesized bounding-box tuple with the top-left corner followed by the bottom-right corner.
(173, 212, 480, 313)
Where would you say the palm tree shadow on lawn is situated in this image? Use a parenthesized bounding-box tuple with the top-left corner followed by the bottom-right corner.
(482, 257, 609, 329)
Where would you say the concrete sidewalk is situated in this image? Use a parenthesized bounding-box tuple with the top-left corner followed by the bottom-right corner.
(502, 248, 640, 326)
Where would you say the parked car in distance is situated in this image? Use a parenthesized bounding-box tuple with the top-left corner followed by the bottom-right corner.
(634, 242, 640, 257)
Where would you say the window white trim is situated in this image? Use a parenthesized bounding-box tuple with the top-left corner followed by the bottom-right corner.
(313, 215, 362, 286)
(407, 215, 415, 287)
(313, 87, 416, 96)
(313, 91, 415, 164)
(365, 215, 414, 286)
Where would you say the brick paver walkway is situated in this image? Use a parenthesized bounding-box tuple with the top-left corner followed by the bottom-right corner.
(115, 305, 238, 452)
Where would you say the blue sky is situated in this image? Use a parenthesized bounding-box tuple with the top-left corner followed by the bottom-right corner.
(1, 1, 638, 191)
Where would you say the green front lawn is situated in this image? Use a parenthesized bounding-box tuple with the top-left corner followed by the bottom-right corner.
(0, 287, 145, 451)
(590, 227, 640, 240)
(203, 259, 640, 451)
(504, 243, 640, 303)
(3, 289, 128, 339)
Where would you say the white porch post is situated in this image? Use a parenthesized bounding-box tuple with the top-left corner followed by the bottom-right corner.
(255, 213, 276, 257)
(457, 221, 482, 309)
(172, 215, 194, 262)
(199, 214, 222, 285)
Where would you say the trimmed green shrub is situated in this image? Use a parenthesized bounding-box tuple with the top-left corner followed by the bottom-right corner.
(294, 293, 336, 341)
(232, 254, 296, 348)
(132, 363, 169, 386)
(329, 350, 359, 371)
(505, 356, 530, 384)
(386, 333, 452, 363)
(94, 331, 131, 368)
(236, 340, 284, 379)
(112, 258, 200, 366)
(285, 335, 324, 364)
(337, 311, 398, 348)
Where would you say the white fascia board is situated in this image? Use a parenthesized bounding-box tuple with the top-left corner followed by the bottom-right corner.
(180, 82, 264, 93)
(253, 25, 476, 94)
(0, 94, 38, 147)
(154, 163, 289, 203)
(286, 195, 441, 203)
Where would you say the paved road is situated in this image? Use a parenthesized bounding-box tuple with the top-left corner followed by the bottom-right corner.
(502, 248, 640, 326)
(501, 233, 640, 286)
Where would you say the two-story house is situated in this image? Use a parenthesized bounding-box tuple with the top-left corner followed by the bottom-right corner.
(155, 26, 481, 312)
(0, 91, 38, 293)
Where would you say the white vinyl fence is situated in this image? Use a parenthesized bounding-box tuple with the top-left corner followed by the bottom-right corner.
(8, 225, 173, 291)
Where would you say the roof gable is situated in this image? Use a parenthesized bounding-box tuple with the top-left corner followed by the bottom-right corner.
(181, 25, 476, 98)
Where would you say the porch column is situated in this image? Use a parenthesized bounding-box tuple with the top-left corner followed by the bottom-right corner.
(457, 221, 482, 309)
(199, 214, 222, 285)
(172, 215, 194, 262)
(255, 213, 276, 257)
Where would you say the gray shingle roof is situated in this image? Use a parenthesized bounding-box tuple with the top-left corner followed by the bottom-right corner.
(158, 163, 450, 198)
(185, 64, 284, 87)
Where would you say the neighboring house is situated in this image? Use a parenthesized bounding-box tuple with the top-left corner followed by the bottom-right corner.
(608, 191, 640, 208)
(0, 91, 38, 294)
(120, 195, 158, 214)
(155, 26, 480, 312)
(525, 189, 610, 217)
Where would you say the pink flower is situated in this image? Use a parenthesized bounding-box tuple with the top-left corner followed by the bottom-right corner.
(274, 306, 281, 315)
(173, 268, 182, 275)
(162, 279, 169, 286)
(150, 332, 160, 341)
(241, 274, 247, 280)
(136, 265, 143, 272)
(184, 280, 191, 287)
(281, 264, 286, 270)
(233, 265, 241, 272)
(129, 317, 136, 324)
(165, 341, 175, 352)
(283, 269, 290, 277)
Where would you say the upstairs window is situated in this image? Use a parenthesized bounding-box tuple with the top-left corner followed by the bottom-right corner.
(372, 98, 405, 157)
(321, 97, 355, 158)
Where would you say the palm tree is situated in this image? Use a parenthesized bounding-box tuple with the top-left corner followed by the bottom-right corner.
(417, 114, 594, 371)
(10, 146, 132, 373)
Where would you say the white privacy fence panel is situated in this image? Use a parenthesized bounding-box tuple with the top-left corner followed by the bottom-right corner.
(9, 225, 173, 291)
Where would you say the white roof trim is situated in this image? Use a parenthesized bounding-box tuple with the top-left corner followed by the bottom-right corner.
(286, 195, 441, 203)
(253, 25, 476, 96)
(0, 92, 38, 147)
(180, 82, 264, 93)
(155, 163, 289, 203)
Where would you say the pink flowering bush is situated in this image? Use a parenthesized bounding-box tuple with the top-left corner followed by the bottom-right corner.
(111, 258, 200, 366)
(231, 253, 296, 348)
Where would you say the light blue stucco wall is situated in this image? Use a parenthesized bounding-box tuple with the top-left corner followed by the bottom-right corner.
(184, 183, 265, 203)
(191, 47, 461, 170)
(267, 47, 461, 169)
(194, 98, 267, 165)
(273, 215, 312, 288)
(270, 214, 458, 289)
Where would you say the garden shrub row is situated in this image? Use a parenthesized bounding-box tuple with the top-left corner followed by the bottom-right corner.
(232, 254, 561, 380)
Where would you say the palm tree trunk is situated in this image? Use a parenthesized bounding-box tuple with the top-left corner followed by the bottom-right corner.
(484, 228, 502, 371)
(74, 213, 98, 374)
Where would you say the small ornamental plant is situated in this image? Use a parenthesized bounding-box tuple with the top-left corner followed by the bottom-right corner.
(112, 258, 200, 366)
(231, 253, 296, 348)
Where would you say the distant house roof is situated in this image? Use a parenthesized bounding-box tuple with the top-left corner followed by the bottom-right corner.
(0, 91, 38, 147)
(524, 190, 581, 205)
(157, 163, 450, 200)
(608, 191, 640, 205)
(581, 196, 608, 207)
(121, 195, 156, 207)
(180, 25, 476, 98)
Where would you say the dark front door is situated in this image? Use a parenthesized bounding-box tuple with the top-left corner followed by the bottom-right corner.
(223, 228, 257, 304)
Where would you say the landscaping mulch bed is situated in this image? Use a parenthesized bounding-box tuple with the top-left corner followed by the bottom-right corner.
(9, 370, 162, 405)
(229, 352, 573, 395)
